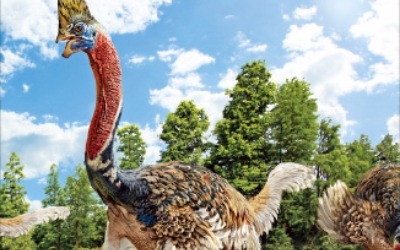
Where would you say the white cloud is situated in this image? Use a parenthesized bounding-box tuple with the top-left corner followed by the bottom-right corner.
(1, 110, 87, 179)
(236, 32, 251, 48)
(246, 44, 268, 53)
(387, 114, 399, 142)
(1, 0, 58, 60)
(0, 87, 6, 97)
(170, 49, 215, 75)
(26, 196, 43, 211)
(22, 83, 30, 93)
(0, 47, 35, 82)
(87, 0, 172, 34)
(282, 14, 290, 21)
(350, 0, 399, 90)
(235, 31, 268, 53)
(157, 48, 184, 62)
(140, 115, 164, 164)
(293, 6, 317, 20)
(225, 15, 236, 20)
(1, 0, 170, 79)
(128, 54, 155, 65)
(217, 68, 237, 90)
(271, 23, 363, 136)
(150, 48, 231, 133)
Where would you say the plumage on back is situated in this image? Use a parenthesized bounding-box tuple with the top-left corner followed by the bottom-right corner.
(318, 164, 400, 250)
(0, 206, 70, 238)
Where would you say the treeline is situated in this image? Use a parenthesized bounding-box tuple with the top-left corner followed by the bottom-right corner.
(1, 61, 399, 249)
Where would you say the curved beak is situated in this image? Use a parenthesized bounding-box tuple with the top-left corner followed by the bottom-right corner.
(56, 32, 81, 58)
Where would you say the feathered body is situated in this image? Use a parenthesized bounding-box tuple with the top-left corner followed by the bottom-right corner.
(318, 164, 400, 250)
(56, 0, 315, 249)
(0, 206, 70, 238)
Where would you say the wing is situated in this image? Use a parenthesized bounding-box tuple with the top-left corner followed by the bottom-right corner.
(117, 161, 256, 249)
(0, 206, 70, 238)
(317, 181, 392, 249)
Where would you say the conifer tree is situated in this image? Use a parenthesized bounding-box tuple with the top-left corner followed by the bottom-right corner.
(314, 119, 350, 196)
(0, 152, 36, 249)
(33, 164, 67, 250)
(63, 165, 105, 249)
(208, 61, 277, 195)
(346, 134, 376, 188)
(376, 134, 400, 164)
(117, 124, 146, 170)
(160, 100, 210, 165)
(270, 77, 318, 163)
(265, 78, 318, 249)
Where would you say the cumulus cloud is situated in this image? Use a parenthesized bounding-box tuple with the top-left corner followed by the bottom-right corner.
(1, 110, 87, 179)
(87, 0, 172, 34)
(128, 54, 155, 65)
(150, 54, 233, 131)
(271, 23, 363, 136)
(387, 114, 399, 142)
(293, 6, 317, 20)
(235, 31, 268, 53)
(26, 196, 43, 211)
(217, 68, 237, 90)
(1, 0, 171, 79)
(350, 0, 399, 90)
(170, 49, 215, 75)
(0, 47, 35, 82)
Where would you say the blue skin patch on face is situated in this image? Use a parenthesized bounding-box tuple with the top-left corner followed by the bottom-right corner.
(68, 22, 96, 51)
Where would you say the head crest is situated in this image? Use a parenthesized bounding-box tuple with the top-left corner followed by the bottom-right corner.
(56, 0, 96, 42)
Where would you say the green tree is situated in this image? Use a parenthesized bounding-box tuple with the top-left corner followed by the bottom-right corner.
(33, 164, 68, 250)
(376, 134, 400, 164)
(63, 165, 105, 249)
(0, 152, 36, 249)
(345, 134, 376, 188)
(207, 61, 277, 195)
(116, 124, 146, 170)
(270, 77, 318, 163)
(160, 100, 210, 165)
(313, 119, 350, 196)
(265, 78, 318, 249)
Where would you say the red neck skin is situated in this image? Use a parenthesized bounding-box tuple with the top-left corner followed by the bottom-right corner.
(85, 32, 122, 161)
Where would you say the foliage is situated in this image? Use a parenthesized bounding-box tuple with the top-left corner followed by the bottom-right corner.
(63, 165, 106, 249)
(270, 77, 318, 163)
(117, 124, 146, 170)
(376, 134, 400, 164)
(345, 134, 376, 188)
(3, 60, 398, 249)
(313, 119, 350, 196)
(207, 60, 277, 195)
(0, 152, 36, 249)
(32, 164, 68, 250)
(159, 100, 210, 165)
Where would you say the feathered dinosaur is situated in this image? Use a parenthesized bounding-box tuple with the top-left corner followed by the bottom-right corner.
(318, 164, 400, 250)
(0, 206, 70, 238)
(56, 0, 315, 249)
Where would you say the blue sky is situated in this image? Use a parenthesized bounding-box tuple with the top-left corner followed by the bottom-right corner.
(1, 0, 399, 210)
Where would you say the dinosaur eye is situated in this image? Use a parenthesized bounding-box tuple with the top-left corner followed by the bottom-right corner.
(73, 23, 85, 34)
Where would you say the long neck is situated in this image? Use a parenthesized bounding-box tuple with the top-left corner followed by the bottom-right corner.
(85, 32, 122, 168)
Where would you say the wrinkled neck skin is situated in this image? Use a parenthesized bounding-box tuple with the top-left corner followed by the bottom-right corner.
(84, 32, 123, 199)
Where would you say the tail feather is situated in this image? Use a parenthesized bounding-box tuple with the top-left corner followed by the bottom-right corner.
(317, 181, 350, 242)
(0, 206, 70, 237)
(317, 180, 389, 247)
(249, 162, 315, 234)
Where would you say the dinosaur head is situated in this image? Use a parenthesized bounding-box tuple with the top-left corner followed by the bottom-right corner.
(56, 0, 102, 58)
